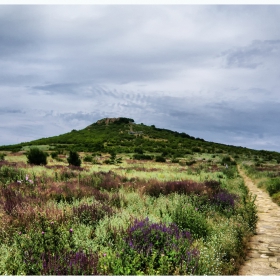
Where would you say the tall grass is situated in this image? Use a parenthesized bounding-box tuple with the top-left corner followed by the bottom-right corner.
(0, 156, 257, 275)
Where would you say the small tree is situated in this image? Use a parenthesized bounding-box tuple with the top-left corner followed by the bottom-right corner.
(26, 148, 47, 165)
(67, 151, 81, 167)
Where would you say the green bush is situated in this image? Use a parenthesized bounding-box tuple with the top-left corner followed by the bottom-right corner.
(155, 156, 166, 162)
(0, 153, 6, 161)
(237, 194, 258, 234)
(14, 218, 76, 275)
(50, 151, 59, 159)
(171, 198, 210, 240)
(134, 147, 143, 154)
(171, 157, 179, 163)
(26, 148, 47, 165)
(221, 156, 236, 166)
(83, 155, 93, 163)
(267, 178, 280, 196)
(67, 151, 81, 167)
(133, 154, 153, 160)
(222, 167, 236, 179)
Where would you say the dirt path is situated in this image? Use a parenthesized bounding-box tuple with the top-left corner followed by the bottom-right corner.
(237, 165, 280, 275)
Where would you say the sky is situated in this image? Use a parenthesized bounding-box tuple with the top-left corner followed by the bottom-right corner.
(1, 3, 280, 152)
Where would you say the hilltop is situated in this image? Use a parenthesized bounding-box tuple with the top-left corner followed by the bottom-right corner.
(0, 117, 280, 161)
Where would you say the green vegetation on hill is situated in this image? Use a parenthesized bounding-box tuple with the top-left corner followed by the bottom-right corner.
(1, 117, 279, 163)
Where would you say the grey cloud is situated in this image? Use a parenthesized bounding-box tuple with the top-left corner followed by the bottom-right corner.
(32, 83, 79, 95)
(0, 107, 25, 114)
(221, 40, 280, 69)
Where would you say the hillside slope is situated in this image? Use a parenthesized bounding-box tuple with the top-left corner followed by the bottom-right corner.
(0, 117, 279, 160)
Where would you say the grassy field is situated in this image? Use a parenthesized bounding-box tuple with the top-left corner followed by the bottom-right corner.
(0, 150, 258, 275)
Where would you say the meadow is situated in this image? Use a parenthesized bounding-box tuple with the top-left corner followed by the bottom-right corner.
(0, 148, 259, 276)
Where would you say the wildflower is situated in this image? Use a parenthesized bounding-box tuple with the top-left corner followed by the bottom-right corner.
(69, 228, 73, 233)
(26, 175, 29, 181)
(42, 231, 45, 235)
(29, 180, 33, 184)
(103, 253, 107, 257)
(18, 231, 22, 235)
(17, 180, 22, 184)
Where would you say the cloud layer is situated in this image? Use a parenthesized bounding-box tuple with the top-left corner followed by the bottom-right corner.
(1, 5, 280, 151)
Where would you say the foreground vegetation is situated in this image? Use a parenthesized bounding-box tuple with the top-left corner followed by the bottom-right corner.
(1, 117, 280, 275)
(0, 150, 258, 275)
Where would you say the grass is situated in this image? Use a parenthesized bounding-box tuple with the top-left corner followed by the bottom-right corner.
(0, 151, 257, 275)
(241, 160, 280, 205)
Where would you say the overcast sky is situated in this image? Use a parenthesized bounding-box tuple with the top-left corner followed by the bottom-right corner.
(1, 4, 280, 151)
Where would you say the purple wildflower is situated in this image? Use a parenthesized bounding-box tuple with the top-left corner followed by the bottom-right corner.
(211, 189, 238, 209)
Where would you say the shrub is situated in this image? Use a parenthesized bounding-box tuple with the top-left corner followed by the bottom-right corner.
(266, 178, 280, 196)
(204, 180, 221, 192)
(73, 203, 114, 227)
(26, 148, 47, 165)
(83, 155, 93, 163)
(51, 151, 59, 159)
(67, 151, 81, 167)
(0, 165, 23, 183)
(41, 250, 99, 275)
(15, 219, 76, 275)
(171, 199, 210, 240)
(221, 156, 236, 166)
(0, 153, 6, 161)
(97, 171, 122, 192)
(211, 190, 238, 210)
(133, 154, 153, 160)
(221, 156, 231, 164)
(155, 155, 166, 162)
(134, 147, 143, 154)
(1, 186, 24, 215)
(171, 157, 179, 163)
(144, 179, 206, 197)
(122, 217, 200, 275)
(110, 193, 127, 208)
(237, 194, 258, 233)
(222, 167, 236, 179)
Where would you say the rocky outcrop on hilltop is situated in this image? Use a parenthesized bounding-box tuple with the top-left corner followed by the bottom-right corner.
(96, 117, 134, 125)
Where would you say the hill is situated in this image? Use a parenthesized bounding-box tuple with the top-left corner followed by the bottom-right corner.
(0, 117, 280, 161)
